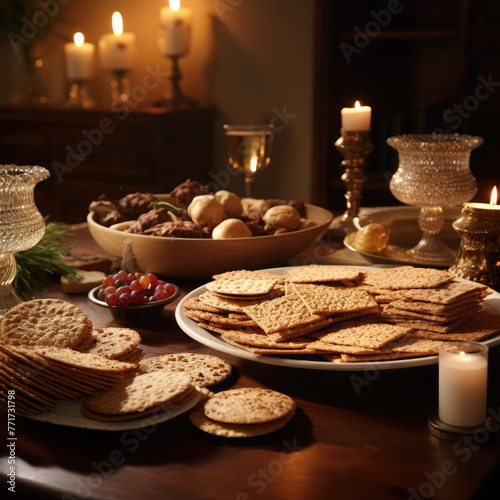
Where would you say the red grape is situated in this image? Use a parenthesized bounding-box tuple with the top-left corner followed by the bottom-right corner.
(164, 283, 176, 297)
(114, 270, 128, 282)
(102, 275, 114, 287)
(104, 285, 117, 296)
(147, 273, 158, 287)
(130, 280, 143, 291)
(131, 290, 144, 304)
(118, 293, 132, 306)
(106, 293, 119, 306)
(116, 286, 131, 296)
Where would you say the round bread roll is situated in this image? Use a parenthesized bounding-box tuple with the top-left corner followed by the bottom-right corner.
(214, 190, 243, 218)
(263, 205, 301, 231)
(187, 195, 226, 228)
(212, 218, 252, 239)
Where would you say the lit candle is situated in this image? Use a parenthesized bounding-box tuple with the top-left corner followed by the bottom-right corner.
(439, 342, 488, 428)
(64, 32, 95, 80)
(464, 186, 500, 210)
(159, 0, 193, 57)
(99, 11, 137, 71)
(341, 101, 372, 131)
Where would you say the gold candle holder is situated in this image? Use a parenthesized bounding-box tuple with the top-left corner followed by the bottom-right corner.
(449, 198, 500, 291)
(333, 129, 374, 235)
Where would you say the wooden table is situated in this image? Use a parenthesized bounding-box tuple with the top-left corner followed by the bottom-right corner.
(1, 225, 499, 500)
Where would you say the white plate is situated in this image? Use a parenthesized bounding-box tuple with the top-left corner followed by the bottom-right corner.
(27, 389, 202, 431)
(175, 266, 500, 371)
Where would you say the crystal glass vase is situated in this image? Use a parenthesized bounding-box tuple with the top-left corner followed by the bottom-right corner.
(0, 165, 50, 316)
(387, 134, 482, 265)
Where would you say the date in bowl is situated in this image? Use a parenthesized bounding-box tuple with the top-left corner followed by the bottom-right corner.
(87, 203, 334, 280)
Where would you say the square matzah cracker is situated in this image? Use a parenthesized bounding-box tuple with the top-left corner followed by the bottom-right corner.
(362, 266, 455, 289)
(243, 296, 325, 334)
(313, 317, 412, 349)
(410, 313, 500, 341)
(396, 280, 489, 304)
(206, 279, 276, 297)
(285, 265, 362, 283)
(291, 283, 379, 315)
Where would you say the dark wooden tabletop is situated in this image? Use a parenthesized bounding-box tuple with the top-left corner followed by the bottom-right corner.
(1, 226, 499, 500)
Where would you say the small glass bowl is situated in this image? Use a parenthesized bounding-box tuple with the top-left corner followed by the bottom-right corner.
(88, 285, 180, 326)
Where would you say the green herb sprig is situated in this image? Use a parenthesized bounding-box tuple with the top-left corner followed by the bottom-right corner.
(14, 221, 82, 299)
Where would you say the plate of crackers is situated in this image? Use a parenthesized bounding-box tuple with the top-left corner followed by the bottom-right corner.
(0, 299, 238, 430)
(175, 265, 500, 371)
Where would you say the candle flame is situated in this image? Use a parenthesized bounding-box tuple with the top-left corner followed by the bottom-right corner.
(170, 0, 180, 11)
(112, 11, 123, 36)
(490, 186, 498, 205)
(354, 101, 361, 109)
(74, 32, 84, 46)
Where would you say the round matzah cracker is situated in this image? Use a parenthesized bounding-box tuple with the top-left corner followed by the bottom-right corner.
(83, 370, 193, 415)
(0, 299, 92, 349)
(82, 328, 141, 359)
(203, 387, 296, 424)
(189, 400, 295, 438)
(137, 353, 232, 387)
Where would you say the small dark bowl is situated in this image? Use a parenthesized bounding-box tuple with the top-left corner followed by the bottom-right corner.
(88, 285, 180, 326)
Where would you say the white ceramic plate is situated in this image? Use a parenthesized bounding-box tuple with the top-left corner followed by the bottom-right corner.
(26, 389, 202, 431)
(175, 266, 500, 371)
(342, 207, 461, 268)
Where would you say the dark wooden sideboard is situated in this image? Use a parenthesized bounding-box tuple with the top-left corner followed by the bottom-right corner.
(0, 105, 216, 223)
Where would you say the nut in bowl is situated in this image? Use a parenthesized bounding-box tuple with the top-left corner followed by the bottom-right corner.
(87, 183, 334, 279)
(88, 270, 180, 326)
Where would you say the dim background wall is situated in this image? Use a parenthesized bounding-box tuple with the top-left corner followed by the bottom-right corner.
(0, 0, 316, 203)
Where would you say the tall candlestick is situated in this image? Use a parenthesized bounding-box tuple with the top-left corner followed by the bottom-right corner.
(341, 101, 372, 131)
(99, 11, 137, 71)
(159, 0, 192, 57)
(64, 32, 95, 80)
(438, 342, 488, 428)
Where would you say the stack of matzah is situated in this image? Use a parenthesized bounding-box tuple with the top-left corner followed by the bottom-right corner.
(183, 265, 499, 363)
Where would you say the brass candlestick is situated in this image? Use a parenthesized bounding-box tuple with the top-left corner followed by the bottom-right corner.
(333, 129, 374, 235)
(449, 204, 500, 291)
(154, 55, 197, 110)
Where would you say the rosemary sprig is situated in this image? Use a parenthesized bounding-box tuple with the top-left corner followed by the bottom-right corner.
(14, 221, 83, 299)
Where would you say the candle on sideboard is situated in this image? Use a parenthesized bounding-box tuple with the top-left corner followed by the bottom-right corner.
(64, 32, 95, 80)
(438, 342, 488, 428)
(341, 101, 372, 131)
(159, 0, 192, 57)
(99, 11, 137, 71)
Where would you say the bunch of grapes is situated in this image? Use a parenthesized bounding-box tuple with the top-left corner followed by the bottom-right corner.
(97, 270, 176, 307)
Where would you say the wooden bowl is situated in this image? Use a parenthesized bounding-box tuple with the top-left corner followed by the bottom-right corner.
(87, 203, 333, 279)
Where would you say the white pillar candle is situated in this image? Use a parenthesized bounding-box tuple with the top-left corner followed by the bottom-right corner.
(64, 32, 95, 80)
(99, 11, 137, 71)
(159, 0, 192, 57)
(439, 342, 488, 428)
(341, 101, 372, 131)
